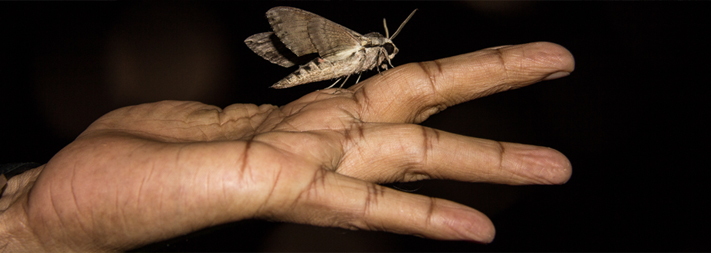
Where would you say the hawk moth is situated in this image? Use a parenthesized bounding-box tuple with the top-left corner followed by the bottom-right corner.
(244, 6, 417, 89)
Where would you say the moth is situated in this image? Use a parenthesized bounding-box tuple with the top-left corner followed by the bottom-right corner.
(244, 6, 417, 89)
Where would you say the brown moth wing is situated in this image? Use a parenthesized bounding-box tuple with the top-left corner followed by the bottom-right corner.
(306, 15, 362, 61)
(244, 32, 296, 68)
(266, 6, 320, 57)
(267, 6, 362, 60)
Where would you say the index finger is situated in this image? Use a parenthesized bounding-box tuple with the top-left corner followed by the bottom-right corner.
(350, 42, 575, 123)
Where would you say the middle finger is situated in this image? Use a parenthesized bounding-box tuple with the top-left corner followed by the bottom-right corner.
(335, 123, 571, 185)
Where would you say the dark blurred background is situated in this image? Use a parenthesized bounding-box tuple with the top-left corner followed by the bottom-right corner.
(1, 1, 708, 251)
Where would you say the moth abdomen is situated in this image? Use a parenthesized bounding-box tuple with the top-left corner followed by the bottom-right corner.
(271, 57, 361, 89)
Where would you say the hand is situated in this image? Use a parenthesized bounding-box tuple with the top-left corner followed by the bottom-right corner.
(0, 42, 574, 252)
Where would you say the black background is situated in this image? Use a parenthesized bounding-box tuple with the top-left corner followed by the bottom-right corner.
(1, 1, 708, 251)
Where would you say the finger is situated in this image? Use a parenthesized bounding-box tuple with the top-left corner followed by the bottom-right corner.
(336, 124, 571, 185)
(351, 42, 575, 123)
(265, 170, 496, 243)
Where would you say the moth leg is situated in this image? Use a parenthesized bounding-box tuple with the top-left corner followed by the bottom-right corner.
(377, 49, 392, 75)
(376, 51, 385, 75)
(354, 73, 363, 84)
(377, 63, 390, 76)
(327, 75, 351, 95)
(326, 77, 343, 89)
(386, 56, 395, 69)
(338, 74, 352, 89)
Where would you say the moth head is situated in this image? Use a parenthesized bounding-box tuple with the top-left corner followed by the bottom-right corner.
(380, 41, 398, 70)
(383, 41, 398, 59)
(364, 9, 417, 70)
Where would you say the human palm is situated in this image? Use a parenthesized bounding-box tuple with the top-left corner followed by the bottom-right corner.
(2, 42, 574, 252)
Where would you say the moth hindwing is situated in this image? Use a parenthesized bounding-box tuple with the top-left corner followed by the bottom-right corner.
(244, 6, 417, 89)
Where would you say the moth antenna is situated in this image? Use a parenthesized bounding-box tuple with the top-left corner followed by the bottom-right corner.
(389, 9, 418, 40)
(383, 18, 390, 38)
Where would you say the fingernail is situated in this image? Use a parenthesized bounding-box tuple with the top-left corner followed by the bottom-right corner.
(543, 71, 570, 80)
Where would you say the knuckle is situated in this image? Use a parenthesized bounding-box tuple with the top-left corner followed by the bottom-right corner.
(408, 61, 448, 123)
(414, 61, 443, 100)
(394, 125, 439, 181)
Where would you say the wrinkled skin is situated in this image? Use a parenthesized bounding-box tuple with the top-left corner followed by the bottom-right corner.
(0, 42, 574, 252)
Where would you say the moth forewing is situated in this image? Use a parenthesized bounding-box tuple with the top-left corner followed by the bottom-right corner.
(327, 45, 361, 62)
(245, 6, 417, 89)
